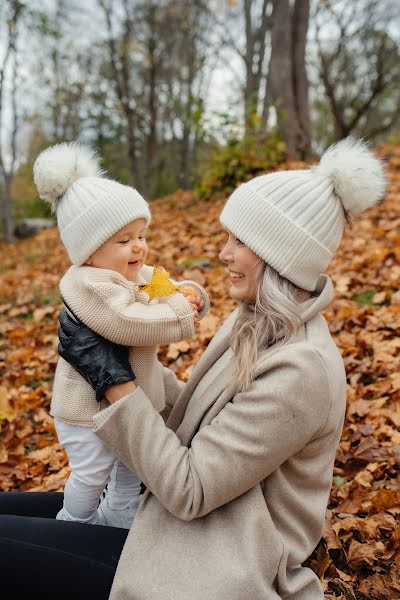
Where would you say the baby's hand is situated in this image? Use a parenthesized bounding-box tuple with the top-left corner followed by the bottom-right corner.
(183, 294, 200, 325)
(190, 302, 199, 325)
(181, 289, 204, 313)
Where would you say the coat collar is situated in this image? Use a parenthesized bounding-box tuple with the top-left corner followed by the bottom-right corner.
(299, 274, 333, 324)
(166, 310, 237, 434)
(167, 274, 334, 443)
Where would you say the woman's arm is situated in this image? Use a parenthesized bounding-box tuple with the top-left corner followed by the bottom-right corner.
(105, 365, 184, 420)
(95, 349, 331, 521)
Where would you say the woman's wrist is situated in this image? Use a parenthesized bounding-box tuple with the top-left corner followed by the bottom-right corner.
(105, 380, 137, 404)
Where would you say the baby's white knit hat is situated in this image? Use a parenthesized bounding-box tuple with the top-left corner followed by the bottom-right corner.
(220, 137, 387, 291)
(33, 142, 151, 265)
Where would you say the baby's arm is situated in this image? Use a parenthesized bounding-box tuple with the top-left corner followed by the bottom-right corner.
(60, 266, 210, 348)
(77, 283, 197, 347)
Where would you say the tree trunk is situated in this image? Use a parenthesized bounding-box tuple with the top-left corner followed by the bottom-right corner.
(100, 0, 139, 186)
(292, 0, 311, 158)
(267, 0, 301, 156)
(1, 174, 15, 242)
(243, 0, 270, 129)
(0, 0, 22, 242)
(144, 4, 157, 198)
(264, 0, 311, 158)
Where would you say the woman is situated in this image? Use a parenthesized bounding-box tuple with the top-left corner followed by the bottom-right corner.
(0, 137, 386, 600)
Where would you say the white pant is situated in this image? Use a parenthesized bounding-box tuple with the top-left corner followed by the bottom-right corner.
(55, 419, 142, 524)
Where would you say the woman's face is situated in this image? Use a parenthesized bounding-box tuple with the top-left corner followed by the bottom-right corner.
(219, 230, 261, 302)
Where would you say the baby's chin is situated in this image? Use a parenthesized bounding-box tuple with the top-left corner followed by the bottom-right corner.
(128, 261, 145, 281)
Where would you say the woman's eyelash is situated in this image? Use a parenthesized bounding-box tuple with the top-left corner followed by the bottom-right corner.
(235, 238, 244, 245)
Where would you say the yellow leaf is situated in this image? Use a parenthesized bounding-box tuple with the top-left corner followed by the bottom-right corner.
(137, 267, 181, 301)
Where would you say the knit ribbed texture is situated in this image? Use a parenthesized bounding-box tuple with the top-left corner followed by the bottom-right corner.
(57, 177, 151, 265)
(51, 264, 210, 427)
(220, 170, 345, 291)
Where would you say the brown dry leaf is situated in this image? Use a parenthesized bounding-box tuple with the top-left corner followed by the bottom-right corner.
(198, 313, 220, 340)
(358, 569, 400, 600)
(181, 268, 206, 286)
(33, 306, 55, 322)
(348, 539, 381, 568)
(0, 386, 15, 422)
(370, 489, 400, 513)
(166, 340, 191, 360)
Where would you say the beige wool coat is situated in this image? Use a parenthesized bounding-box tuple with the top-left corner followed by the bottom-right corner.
(52, 264, 209, 426)
(93, 274, 346, 600)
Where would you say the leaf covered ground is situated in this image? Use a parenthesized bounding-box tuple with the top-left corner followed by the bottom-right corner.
(0, 146, 399, 599)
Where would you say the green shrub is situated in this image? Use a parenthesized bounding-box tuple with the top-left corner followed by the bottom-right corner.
(196, 130, 286, 198)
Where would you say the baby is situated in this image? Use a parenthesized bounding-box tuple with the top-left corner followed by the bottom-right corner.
(33, 142, 209, 529)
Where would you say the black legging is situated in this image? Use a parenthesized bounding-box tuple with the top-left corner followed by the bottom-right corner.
(0, 492, 128, 600)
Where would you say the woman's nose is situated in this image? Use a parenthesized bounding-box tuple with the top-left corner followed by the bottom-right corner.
(219, 243, 232, 263)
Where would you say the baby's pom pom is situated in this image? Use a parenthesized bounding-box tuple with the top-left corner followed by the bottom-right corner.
(33, 142, 104, 210)
(313, 136, 387, 217)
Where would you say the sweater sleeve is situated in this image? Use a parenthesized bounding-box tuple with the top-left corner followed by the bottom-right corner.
(61, 268, 196, 347)
(93, 348, 331, 521)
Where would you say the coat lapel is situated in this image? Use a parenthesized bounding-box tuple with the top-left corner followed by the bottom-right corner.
(175, 350, 233, 446)
(166, 310, 237, 434)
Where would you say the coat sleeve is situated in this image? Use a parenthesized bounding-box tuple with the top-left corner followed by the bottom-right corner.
(93, 348, 332, 521)
(71, 282, 196, 347)
(159, 366, 186, 421)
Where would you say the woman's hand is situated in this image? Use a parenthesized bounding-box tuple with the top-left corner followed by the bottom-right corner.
(58, 309, 136, 402)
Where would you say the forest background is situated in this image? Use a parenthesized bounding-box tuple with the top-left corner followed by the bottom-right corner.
(1, 1, 400, 599)
(1, 0, 400, 238)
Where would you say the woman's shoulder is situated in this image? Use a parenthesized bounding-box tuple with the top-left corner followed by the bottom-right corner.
(258, 312, 342, 373)
(252, 315, 346, 428)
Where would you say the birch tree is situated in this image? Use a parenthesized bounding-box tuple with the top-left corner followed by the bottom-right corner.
(0, 0, 23, 241)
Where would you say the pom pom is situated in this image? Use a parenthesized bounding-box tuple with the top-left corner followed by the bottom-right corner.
(312, 136, 387, 217)
(33, 142, 104, 210)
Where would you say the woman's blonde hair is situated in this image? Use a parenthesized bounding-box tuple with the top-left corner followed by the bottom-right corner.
(229, 262, 306, 393)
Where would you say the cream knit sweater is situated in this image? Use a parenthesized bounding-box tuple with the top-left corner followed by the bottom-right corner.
(51, 264, 209, 427)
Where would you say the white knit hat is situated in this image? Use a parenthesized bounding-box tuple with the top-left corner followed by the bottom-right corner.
(33, 142, 151, 265)
(220, 137, 387, 291)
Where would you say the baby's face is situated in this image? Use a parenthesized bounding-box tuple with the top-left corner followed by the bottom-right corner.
(86, 218, 148, 280)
